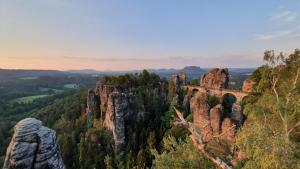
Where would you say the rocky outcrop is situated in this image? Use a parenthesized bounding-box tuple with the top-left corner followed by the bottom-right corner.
(103, 91, 127, 156)
(86, 89, 100, 127)
(242, 78, 255, 92)
(200, 68, 229, 89)
(190, 91, 242, 145)
(170, 71, 187, 105)
(3, 118, 65, 169)
(187, 68, 246, 145)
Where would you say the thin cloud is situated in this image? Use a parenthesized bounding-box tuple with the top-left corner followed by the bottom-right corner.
(255, 25, 300, 40)
(270, 11, 298, 22)
(60, 55, 202, 63)
(61, 56, 158, 62)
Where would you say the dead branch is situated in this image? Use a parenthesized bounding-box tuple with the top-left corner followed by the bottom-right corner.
(288, 121, 300, 135)
(286, 67, 300, 105)
(173, 107, 232, 169)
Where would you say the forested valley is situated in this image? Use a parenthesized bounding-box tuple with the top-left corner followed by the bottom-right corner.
(1, 50, 300, 169)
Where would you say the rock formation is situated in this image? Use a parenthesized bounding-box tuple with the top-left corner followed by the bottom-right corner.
(200, 68, 229, 89)
(3, 118, 65, 169)
(186, 68, 246, 145)
(170, 71, 187, 105)
(87, 79, 150, 157)
(242, 78, 255, 92)
(104, 91, 127, 156)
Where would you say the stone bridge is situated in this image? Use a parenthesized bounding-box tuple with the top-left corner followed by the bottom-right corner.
(184, 85, 249, 102)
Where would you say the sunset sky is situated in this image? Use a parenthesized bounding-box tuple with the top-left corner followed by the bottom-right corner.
(1, 0, 300, 70)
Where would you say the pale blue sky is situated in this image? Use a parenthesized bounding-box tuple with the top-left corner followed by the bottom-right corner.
(0, 0, 300, 70)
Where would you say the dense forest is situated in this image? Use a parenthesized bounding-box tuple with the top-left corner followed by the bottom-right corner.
(0, 75, 99, 165)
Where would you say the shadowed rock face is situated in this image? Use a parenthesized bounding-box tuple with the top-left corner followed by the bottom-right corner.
(230, 103, 245, 127)
(209, 104, 223, 136)
(200, 68, 229, 89)
(3, 118, 65, 169)
(86, 89, 100, 127)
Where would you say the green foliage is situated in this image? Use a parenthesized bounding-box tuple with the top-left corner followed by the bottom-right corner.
(207, 95, 219, 108)
(237, 121, 300, 169)
(151, 136, 216, 169)
(189, 78, 199, 86)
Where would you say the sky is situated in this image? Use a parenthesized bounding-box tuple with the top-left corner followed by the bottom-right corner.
(0, 0, 300, 71)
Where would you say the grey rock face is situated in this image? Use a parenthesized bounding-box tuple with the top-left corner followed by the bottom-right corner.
(3, 118, 65, 169)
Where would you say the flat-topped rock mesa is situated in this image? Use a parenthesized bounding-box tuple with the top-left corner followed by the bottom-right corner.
(200, 68, 229, 89)
(3, 118, 65, 169)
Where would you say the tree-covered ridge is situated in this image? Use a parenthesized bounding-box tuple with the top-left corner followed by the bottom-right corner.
(237, 49, 300, 169)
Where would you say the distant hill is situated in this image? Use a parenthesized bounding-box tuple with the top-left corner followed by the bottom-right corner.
(0, 69, 71, 80)
(0, 67, 255, 81)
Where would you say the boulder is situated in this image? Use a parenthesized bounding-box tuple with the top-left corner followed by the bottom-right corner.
(3, 118, 65, 169)
(200, 68, 229, 89)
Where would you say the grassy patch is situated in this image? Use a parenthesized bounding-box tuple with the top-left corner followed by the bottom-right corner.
(19, 76, 38, 80)
(39, 88, 63, 94)
(64, 84, 78, 89)
(12, 95, 50, 104)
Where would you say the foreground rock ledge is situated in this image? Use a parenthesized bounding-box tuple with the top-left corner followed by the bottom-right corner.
(3, 118, 65, 169)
